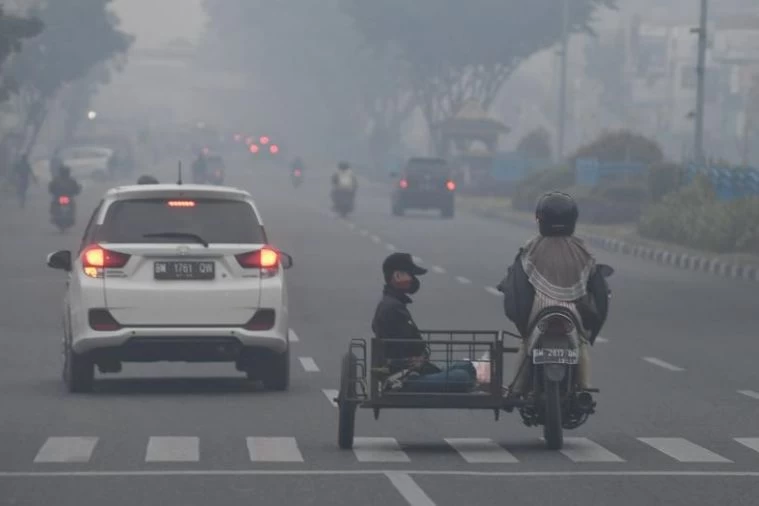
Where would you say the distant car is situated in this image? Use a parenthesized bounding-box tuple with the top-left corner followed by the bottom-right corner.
(247, 135, 283, 163)
(391, 157, 456, 218)
(46, 184, 294, 393)
(57, 145, 114, 180)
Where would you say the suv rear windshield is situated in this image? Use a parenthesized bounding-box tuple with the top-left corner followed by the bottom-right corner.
(95, 198, 265, 244)
(406, 159, 449, 178)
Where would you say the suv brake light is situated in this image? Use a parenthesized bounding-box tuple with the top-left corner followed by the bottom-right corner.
(235, 247, 280, 274)
(399, 179, 409, 189)
(446, 180, 456, 191)
(81, 245, 131, 278)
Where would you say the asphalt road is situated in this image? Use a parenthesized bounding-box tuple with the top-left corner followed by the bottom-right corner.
(1, 153, 758, 505)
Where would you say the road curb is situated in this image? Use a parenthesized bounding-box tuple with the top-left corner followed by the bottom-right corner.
(469, 206, 759, 284)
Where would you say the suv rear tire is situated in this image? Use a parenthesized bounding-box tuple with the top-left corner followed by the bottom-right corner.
(441, 204, 454, 219)
(262, 348, 290, 391)
(64, 345, 94, 393)
(392, 203, 404, 216)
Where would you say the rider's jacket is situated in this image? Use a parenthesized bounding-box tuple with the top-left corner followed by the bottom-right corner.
(497, 235, 609, 344)
(372, 285, 427, 362)
(332, 170, 357, 191)
(48, 176, 81, 198)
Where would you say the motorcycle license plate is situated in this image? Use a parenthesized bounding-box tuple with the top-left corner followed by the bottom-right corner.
(532, 348, 579, 365)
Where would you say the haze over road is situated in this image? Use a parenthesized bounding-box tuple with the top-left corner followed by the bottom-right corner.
(1, 155, 758, 505)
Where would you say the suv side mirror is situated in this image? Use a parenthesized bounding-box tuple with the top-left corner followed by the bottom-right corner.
(47, 250, 72, 272)
(280, 252, 294, 269)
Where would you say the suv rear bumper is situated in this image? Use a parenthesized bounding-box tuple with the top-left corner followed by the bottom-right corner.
(71, 326, 288, 358)
(395, 191, 454, 209)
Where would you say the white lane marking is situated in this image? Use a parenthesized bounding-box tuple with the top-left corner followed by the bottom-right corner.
(298, 357, 319, 372)
(370, 235, 381, 244)
(412, 256, 423, 265)
(642, 357, 684, 372)
(738, 390, 759, 400)
(353, 437, 410, 462)
(386, 244, 397, 252)
(145, 437, 199, 463)
(9, 470, 759, 478)
(455, 276, 472, 285)
(557, 438, 625, 462)
(431, 266, 446, 274)
(638, 438, 731, 463)
(34, 437, 98, 463)
(485, 287, 501, 296)
(444, 438, 518, 464)
(288, 329, 299, 343)
(359, 230, 369, 236)
(246, 437, 304, 462)
(385, 472, 436, 506)
(735, 438, 759, 454)
(595, 337, 609, 343)
(322, 389, 338, 408)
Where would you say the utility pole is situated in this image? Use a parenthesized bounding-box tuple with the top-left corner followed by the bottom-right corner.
(556, 0, 569, 162)
(692, 0, 708, 164)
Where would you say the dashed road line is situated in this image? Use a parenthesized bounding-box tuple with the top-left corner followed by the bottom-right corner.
(246, 437, 304, 463)
(145, 437, 200, 463)
(359, 229, 369, 237)
(638, 438, 731, 463)
(431, 265, 446, 274)
(738, 390, 759, 400)
(455, 276, 472, 285)
(595, 337, 609, 343)
(485, 286, 501, 296)
(288, 329, 299, 343)
(322, 389, 338, 408)
(298, 357, 319, 372)
(385, 472, 437, 506)
(412, 256, 423, 264)
(370, 234, 381, 244)
(385, 244, 397, 252)
(34, 437, 98, 463)
(642, 357, 684, 372)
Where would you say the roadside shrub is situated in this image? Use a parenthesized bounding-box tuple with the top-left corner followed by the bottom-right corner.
(511, 166, 574, 211)
(516, 127, 552, 160)
(648, 162, 684, 203)
(570, 130, 664, 165)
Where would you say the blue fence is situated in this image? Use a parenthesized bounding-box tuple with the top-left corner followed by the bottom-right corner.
(489, 152, 551, 182)
(684, 165, 759, 200)
(575, 158, 647, 186)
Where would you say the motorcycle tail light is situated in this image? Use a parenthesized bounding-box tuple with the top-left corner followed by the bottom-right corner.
(58, 195, 71, 205)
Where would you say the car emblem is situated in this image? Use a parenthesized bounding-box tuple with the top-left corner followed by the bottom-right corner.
(176, 246, 189, 256)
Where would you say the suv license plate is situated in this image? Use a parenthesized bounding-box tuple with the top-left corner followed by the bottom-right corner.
(532, 348, 579, 365)
(154, 261, 215, 280)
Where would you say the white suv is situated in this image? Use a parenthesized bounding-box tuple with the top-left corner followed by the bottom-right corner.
(46, 184, 293, 393)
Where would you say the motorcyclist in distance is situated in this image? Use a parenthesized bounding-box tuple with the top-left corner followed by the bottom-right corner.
(48, 165, 82, 214)
(192, 151, 208, 183)
(497, 192, 610, 397)
(291, 156, 305, 173)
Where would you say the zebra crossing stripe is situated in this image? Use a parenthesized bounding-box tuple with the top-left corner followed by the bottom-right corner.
(558, 438, 625, 462)
(247, 437, 304, 462)
(734, 438, 759, 454)
(444, 438, 518, 463)
(34, 437, 98, 463)
(353, 437, 410, 462)
(145, 437, 199, 463)
(638, 438, 731, 463)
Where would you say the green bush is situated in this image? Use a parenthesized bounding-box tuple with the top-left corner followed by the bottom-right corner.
(592, 183, 649, 204)
(516, 127, 552, 160)
(638, 176, 759, 253)
(511, 166, 574, 211)
(648, 162, 684, 203)
(571, 130, 664, 165)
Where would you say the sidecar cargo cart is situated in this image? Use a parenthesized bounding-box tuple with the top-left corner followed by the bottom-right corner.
(335, 330, 522, 449)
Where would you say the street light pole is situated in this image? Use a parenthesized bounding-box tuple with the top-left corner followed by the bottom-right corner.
(556, 0, 569, 162)
(693, 0, 708, 164)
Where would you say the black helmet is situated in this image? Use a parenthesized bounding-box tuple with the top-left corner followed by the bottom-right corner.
(137, 175, 159, 184)
(535, 191, 578, 237)
(338, 161, 349, 171)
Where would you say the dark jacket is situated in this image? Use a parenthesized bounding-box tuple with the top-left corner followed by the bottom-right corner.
(48, 176, 81, 198)
(371, 285, 427, 361)
(497, 249, 610, 344)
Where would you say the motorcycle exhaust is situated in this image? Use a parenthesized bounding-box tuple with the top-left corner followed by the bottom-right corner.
(575, 391, 595, 414)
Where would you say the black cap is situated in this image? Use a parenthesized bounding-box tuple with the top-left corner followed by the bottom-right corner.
(382, 252, 427, 279)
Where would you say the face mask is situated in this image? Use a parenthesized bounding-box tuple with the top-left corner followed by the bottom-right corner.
(407, 276, 421, 294)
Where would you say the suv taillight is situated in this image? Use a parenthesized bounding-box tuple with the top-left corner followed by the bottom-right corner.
(399, 179, 409, 189)
(235, 247, 280, 276)
(81, 245, 131, 278)
(446, 180, 456, 191)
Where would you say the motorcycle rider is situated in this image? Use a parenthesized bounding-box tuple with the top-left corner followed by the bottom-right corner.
(191, 151, 208, 183)
(48, 165, 81, 215)
(330, 161, 357, 209)
(497, 192, 610, 397)
(290, 156, 305, 175)
(372, 252, 477, 392)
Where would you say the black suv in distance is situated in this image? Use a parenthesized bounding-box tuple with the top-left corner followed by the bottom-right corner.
(391, 157, 456, 218)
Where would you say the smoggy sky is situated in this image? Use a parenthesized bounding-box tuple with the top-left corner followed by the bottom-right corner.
(112, 0, 206, 49)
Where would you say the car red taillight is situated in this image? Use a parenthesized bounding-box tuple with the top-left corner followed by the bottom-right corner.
(446, 180, 456, 191)
(81, 245, 131, 278)
(244, 309, 275, 331)
(88, 309, 121, 331)
(235, 247, 280, 275)
(399, 179, 409, 189)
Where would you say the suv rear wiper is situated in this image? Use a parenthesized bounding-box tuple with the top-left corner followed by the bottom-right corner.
(143, 232, 209, 248)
